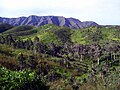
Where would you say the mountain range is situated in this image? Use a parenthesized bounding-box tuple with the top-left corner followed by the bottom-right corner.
(0, 15, 98, 29)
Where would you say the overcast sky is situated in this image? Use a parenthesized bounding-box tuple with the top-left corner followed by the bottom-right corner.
(0, 0, 120, 25)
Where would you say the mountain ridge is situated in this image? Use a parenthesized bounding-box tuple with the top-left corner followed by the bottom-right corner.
(0, 15, 98, 29)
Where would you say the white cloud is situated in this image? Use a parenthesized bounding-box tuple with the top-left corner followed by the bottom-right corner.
(1, 0, 97, 10)
(0, 0, 120, 25)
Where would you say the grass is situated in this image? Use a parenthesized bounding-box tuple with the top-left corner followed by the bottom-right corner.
(2, 24, 120, 45)
(71, 26, 120, 45)
(71, 30, 87, 44)
(19, 24, 72, 45)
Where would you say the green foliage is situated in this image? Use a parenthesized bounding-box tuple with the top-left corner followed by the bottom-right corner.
(37, 32, 61, 44)
(0, 23, 13, 33)
(0, 66, 48, 90)
(54, 67, 71, 78)
(76, 73, 88, 84)
(71, 30, 87, 44)
(2, 26, 36, 37)
(0, 24, 120, 90)
(53, 28, 72, 43)
(1, 24, 120, 45)
(71, 26, 120, 44)
(0, 44, 32, 56)
(0, 44, 13, 56)
(104, 68, 120, 90)
(3, 25, 33, 34)
(21, 24, 72, 45)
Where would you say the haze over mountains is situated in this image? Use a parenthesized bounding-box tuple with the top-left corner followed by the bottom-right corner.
(0, 15, 98, 29)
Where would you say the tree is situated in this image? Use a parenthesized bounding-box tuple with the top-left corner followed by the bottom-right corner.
(0, 23, 13, 33)
(0, 36, 5, 44)
(27, 55, 37, 69)
(24, 39, 33, 50)
(54, 29, 71, 43)
(17, 53, 25, 70)
(89, 45, 96, 68)
(33, 36, 40, 54)
(95, 45, 102, 65)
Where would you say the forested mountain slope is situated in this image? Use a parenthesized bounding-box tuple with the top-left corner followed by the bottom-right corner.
(1, 24, 120, 45)
(0, 24, 120, 90)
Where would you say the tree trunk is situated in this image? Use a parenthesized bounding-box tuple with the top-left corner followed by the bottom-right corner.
(80, 54, 83, 61)
(113, 53, 116, 61)
(97, 58, 100, 65)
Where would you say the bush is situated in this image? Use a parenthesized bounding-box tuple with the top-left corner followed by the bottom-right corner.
(0, 66, 49, 90)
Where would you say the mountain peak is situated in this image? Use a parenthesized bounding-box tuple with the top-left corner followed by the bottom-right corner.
(0, 15, 99, 29)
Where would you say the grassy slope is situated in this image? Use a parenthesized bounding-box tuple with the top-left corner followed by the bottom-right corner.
(20, 24, 72, 45)
(71, 26, 120, 45)
(1, 24, 120, 45)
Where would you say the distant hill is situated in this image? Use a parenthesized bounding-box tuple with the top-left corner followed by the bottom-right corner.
(0, 23, 13, 33)
(3, 25, 34, 34)
(2, 24, 120, 45)
(0, 15, 98, 29)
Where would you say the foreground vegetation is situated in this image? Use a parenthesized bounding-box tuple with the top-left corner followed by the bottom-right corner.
(0, 24, 120, 90)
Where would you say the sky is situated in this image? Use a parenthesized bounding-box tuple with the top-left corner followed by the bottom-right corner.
(0, 0, 120, 25)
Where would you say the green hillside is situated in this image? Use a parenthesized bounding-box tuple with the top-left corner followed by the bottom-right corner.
(2, 25, 35, 36)
(71, 26, 120, 45)
(2, 24, 120, 45)
(3, 25, 33, 33)
(0, 24, 120, 90)
(9, 24, 72, 45)
(0, 23, 13, 33)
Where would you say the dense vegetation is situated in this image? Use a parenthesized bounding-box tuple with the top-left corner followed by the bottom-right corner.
(0, 23, 120, 90)
(0, 23, 13, 33)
